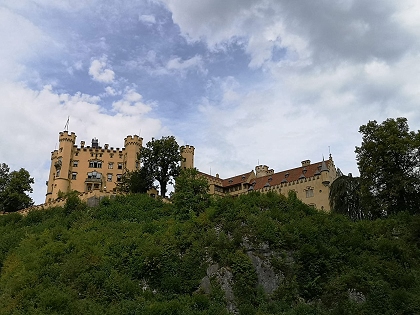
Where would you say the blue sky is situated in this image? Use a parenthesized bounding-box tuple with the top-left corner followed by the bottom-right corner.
(1, 0, 420, 204)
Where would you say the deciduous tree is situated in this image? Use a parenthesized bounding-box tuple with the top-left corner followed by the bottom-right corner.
(0, 163, 34, 212)
(117, 167, 155, 194)
(141, 136, 182, 197)
(329, 173, 364, 220)
(172, 168, 210, 218)
(355, 117, 420, 217)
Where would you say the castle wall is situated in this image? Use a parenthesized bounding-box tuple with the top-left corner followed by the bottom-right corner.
(45, 131, 142, 203)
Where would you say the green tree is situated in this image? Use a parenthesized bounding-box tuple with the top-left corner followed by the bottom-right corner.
(329, 173, 364, 220)
(117, 167, 155, 194)
(141, 136, 182, 197)
(355, 117, 420, 217)
(0, 163, 34, 212)
(172, 168, 210, 218)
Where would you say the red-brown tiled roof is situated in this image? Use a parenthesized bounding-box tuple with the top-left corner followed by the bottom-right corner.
(251, 160, 330, 190)
(222, 171, 254, 187)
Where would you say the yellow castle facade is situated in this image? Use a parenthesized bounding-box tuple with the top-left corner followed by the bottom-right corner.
(46, 131, 338, 211)
(45, 131, 142, 202)
(180, 145, 338, 211)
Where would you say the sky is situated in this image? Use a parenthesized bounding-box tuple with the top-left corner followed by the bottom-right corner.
(1, 0, 420, 204)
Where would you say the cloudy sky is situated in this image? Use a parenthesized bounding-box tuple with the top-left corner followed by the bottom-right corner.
(1, 0, 420, 204)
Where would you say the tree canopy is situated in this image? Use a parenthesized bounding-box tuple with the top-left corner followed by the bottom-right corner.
(0, 163, 34, 212)
(329, 173, 364, 220)
(172, 168, 210, 218)
(355, 117, 420, 217)
(117, 167, 155, 194)
(141, 136, 182, 197)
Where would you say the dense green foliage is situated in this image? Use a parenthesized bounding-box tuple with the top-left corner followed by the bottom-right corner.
(141, 136, 182, 197)
(172, 168, 210, 219)
(330, 117, 420, 219)
(329, 174, 363, 220)
(1, 192, 419, 314)
(355, 117, 420, 217)
(117, 167, 155, 194)
(0, 163, 34, 212)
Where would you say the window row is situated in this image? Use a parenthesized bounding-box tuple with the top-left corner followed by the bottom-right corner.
(72, 160, 123, 169)
(70, 172, 122, 182)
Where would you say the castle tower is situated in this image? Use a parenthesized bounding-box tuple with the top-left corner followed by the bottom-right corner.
(320, 159, 330, 186)
(255, 165, 268, 178)
(45, 131, 76, 202)
(124, 135, 142, 171)
(181, 145, 195, 169)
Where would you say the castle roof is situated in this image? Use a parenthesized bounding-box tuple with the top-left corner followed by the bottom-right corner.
(222, 171, 254, 187)
(250, 160, 332, 190)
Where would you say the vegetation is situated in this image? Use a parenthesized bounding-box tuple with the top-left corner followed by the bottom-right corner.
(0, 163, 34, 212)
(356, 117, 420, 217)
(141, 136, 182, 197)
(172, 168, 210, 219)
(117, 167, 155, 194)
(329, 174, 363, 220)
(0, 191, 419, 314)
(331, 117, 420, 219)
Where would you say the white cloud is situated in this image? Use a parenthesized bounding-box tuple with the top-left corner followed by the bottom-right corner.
(139, 14, 156, 24)
(0, 82, 164, 205)
(112, 88, 153, 116)
(0, 7, 50, 81)
(166, 55, 206, 75)
(89, 56, 116, 83)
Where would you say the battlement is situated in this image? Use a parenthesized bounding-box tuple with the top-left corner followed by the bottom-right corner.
(181, 145, 195, 153)
(255, 165, 274, 178)
(59, 131, 76, 143)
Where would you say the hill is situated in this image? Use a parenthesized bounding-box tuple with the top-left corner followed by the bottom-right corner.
(1, 192, 419, 314)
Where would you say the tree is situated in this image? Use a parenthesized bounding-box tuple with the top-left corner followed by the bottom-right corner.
(117, 167, 155, 194)
(172, 168, 210, 218)
(141, 136, 182, 197)
(329, 173, 364, 220)
(0, 163, 34, 212)
(355, 117, 420, 217)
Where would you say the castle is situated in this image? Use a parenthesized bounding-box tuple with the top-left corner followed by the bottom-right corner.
(46, 131, 338, 211)
(45, 131, 142, 202)
(180, 146, 338, 211)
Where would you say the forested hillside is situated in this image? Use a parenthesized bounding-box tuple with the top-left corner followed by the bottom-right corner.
(1, 192, 419, 314)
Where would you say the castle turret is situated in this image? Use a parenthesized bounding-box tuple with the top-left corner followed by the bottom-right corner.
(320, 159, 330, 186)
(124, 135, 142, 171)
(255, 165, 274, 178)
(181, 145, 195, 169)
(46, 131, 76, 202)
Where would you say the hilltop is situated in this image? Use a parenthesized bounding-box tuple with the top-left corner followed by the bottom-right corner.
(1, 192, 419, 314)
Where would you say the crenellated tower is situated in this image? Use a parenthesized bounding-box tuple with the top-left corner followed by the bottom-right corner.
(124, 135, 143, 171)
(46, 131, 76, 201)
(180, 145, 195, 169)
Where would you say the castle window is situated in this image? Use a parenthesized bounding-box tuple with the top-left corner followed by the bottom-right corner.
(87, 171, 101, 179)
(75, 152, 79, 156)
(107, 174, 113, 182)
(116, 174, 122, 182)
(108, 162, 114, 169)
(110, 153, 114, 158)
(71, 172, 77, 180)
(56, 169, 60, 177)
(306, 188, 314, 198)
(89, 160, 102, 168)
(117, 163, 123, 170)
(73, 161, 78, 167)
